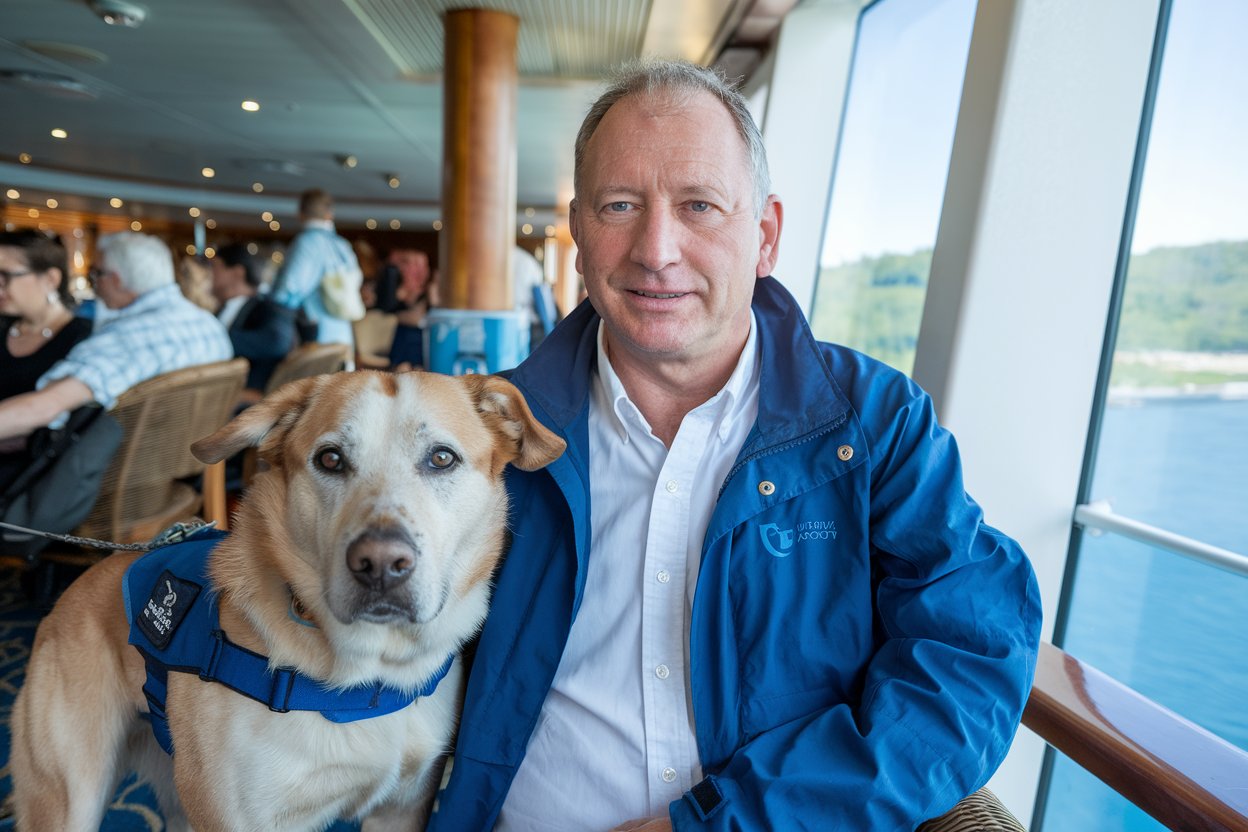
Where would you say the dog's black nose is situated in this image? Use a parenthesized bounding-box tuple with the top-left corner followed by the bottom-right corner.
(347, 532, 415, 591)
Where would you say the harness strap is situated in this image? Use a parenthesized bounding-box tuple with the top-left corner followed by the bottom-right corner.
(198, 628, 455, 717)
(138, 636, 455, 754)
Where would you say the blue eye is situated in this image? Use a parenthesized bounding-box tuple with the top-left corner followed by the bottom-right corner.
(690, 201, 710, 213)
(607, 201, 631, 212)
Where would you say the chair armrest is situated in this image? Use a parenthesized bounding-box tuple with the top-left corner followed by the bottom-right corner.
(1023, 641, 1248, 832)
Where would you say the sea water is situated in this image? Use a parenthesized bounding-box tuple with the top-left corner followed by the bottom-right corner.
(1040, 396, 1248, 831)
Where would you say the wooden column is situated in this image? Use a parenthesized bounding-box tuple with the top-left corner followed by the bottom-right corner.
(440, 8, 519, 311)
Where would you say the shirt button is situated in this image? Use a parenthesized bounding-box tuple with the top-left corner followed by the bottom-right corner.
(661, 767, 677, 783)
(655, 664, 670, 679)
(656, 570, 670, 584)
(837, 444, 854, 461)
(665, 479, 678, 493)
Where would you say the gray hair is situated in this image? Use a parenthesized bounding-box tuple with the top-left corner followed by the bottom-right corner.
(97, 232, 175, 296)
(573, 59, 771, 217)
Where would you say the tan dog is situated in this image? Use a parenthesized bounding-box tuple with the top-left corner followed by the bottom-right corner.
(9, 370, 564, 831)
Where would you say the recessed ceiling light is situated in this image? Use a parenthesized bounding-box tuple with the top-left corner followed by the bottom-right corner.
(365, 218, 377, 230)
(205, 218, 216, 229)
(130, 220, 142, 231)
(5, 189, 18, 199)
(389, 219, 400, 229)
(46, 198, 58, 209)
(109, 197, 123, 208)
(241, 100, 260, 112)
(50, 128, 68, 139)
(18, 153, 32, 164)
(184, 244, 196, 256)
(261, 211, 273, 222)
(201, 167, 215, 178)
(432, 220, 443, 231)
(521, 223, 533, 235)
(269, 220, 281, 231)
(386, 175, 400, 189)
(337, 154, 358, 169)
(545, 225, 556, 236)
(204, 246, 216, 258)
(189, 206, 201, 217)
(27, 208, 39, 218)
(524, 207, 535, 218)
(251, 182, 264, 193)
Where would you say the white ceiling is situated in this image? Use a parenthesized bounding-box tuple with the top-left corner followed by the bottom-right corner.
(0, 0, 777, 231)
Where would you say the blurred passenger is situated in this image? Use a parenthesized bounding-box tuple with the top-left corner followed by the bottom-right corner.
(210, 242, 296, 392)
(353, 238, 381, 287)
(177, 254, 217, 312)
(270, 188, 360, 355)
(376, 248, 436, 369)
(1, 230, 91, 402)
(0, 231, 232, 443)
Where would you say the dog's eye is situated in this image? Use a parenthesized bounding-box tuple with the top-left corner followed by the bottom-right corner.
(316, 447, 346, 472)
(428, 447, 459, 470)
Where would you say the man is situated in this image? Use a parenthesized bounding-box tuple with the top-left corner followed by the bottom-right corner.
(209, 242, 295, 391)
(0, 232, 232, 442)
(270, 188, 360, 353)
(427, 61, 1041, 831)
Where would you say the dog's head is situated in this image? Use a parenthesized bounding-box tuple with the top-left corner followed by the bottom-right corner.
(191, 371, 564, 631)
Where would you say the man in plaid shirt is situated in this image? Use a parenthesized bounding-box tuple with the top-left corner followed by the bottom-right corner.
(0, 231, 232, 442)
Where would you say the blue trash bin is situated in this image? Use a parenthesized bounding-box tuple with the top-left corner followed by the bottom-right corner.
(424, 308, 531, 375)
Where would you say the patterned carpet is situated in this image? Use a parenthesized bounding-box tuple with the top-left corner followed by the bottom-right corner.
(0, 566, 359, 831)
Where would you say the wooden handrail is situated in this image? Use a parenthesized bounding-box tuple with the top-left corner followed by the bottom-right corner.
(1023, 641, 1248, 832)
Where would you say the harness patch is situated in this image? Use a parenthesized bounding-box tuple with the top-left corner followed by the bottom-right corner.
(137, 570, 202, 649)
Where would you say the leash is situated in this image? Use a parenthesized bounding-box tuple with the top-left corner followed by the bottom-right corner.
(0, 518, 217, 553)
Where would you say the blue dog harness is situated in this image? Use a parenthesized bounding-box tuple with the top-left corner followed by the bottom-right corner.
(122, 528, 454, 754)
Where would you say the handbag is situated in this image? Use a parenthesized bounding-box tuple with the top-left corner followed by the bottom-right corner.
(318, 238, 367, 322)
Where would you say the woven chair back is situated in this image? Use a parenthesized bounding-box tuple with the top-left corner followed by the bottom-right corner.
(77, 358, 247, 542)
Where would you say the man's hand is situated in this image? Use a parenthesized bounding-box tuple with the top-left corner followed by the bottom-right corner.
(611, 818, 673, 832)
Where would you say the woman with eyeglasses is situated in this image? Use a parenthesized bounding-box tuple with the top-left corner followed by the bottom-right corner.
(0, 230, 91, 403)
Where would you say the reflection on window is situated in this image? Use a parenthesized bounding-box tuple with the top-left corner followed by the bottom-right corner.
(808, 0, 976, 374)
(1044, 1, 1248, 829)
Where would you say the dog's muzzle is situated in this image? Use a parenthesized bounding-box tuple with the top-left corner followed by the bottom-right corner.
(345, 529, 419, 622)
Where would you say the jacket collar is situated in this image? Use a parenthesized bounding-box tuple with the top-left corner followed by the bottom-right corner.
(510, 277, 851, 449)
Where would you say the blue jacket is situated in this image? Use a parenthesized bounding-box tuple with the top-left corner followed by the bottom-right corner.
(427, 278, 1041, 831)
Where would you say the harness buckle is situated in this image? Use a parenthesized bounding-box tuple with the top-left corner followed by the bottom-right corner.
(268, 668, 296, 713)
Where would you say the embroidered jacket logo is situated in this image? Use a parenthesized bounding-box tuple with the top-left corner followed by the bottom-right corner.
(759, 520, 837, 558)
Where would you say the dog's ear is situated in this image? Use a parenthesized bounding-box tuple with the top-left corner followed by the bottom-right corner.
(461, 374, 566, 474)
(191, 376, 322, 464)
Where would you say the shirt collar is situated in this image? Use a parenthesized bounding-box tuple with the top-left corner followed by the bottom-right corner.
(304, 218, 335, 232)
(593, 311, 760, 445)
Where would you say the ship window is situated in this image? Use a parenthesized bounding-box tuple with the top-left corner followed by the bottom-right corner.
(1041, 0, 1248, 829)
(807, 0, 977, 374)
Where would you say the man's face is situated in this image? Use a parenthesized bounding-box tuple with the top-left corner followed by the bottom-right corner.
(92, 258, 126, 309)
(571, 89, 780, 373)
(210, 258, 239, 299)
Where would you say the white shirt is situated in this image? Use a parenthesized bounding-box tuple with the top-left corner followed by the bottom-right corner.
(497, 314, 760, 831)
(217, 294, 249, 330)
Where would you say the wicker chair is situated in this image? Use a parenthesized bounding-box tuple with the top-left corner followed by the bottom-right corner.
(918, 788, 1026, 831)
(264, 342, 352, 394)
(68, 358, 248, 545)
